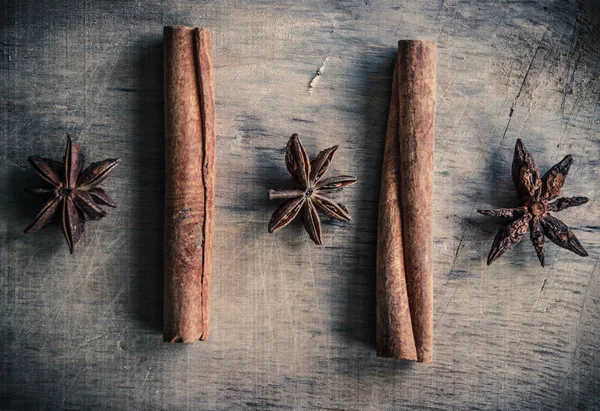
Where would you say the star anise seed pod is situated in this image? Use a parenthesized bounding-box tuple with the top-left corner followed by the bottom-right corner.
(268, 134, 357, 245)
(24, 136, 120, 254)
(478, 138, 588, 266)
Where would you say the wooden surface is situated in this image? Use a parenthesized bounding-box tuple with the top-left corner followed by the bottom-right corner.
(1, 0, 599, 409)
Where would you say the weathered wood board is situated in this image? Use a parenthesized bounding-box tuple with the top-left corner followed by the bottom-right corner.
(1, 0, 599, 409)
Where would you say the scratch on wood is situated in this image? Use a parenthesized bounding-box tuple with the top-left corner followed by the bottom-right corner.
(540, 278, 547, 294)
(141, 368, 151, 389)
(83, 333, 108, 345)
(308, 57, 329, 95)
(500, 27, 547, 142)
(532, 278, 548, 308)
(561, 14, 582, 114)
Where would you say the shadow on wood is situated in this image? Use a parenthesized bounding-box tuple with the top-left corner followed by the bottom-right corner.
(7, 109, 66, 256)
(336, 48, 397, 350)
(130, 36, 165, 332)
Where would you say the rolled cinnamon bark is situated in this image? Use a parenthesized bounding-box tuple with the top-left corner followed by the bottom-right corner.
(376, 64, 418, 361)
(376, 40, 436, 362)
(163, 26, 216, 343)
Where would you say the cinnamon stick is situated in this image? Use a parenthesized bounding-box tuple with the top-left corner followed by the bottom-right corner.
(376, 40, 436, 362)
(163, 26, 216, 343)
(376, 63, 418, 361)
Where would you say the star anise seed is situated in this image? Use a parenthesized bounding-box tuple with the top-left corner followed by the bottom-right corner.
(24, 136, 120, 254)
(268, 134, 357, 245)
(478, 138, 588, 266)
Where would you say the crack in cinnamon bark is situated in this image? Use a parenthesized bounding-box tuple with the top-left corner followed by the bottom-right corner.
(163, 26, 215, 343)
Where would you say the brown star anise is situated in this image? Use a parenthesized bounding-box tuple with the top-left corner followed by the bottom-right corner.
(478, 138, 588, 266)
(24, 136, 120, 253)
(268, 134, 357, 245)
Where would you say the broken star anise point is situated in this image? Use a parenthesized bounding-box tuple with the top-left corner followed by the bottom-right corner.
(268, 134, 357, 245)
(478, 138, 589, 266)
(24, 135, 120, 254)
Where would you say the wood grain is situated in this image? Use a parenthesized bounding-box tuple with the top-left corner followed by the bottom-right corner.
(1, 0, 600, 409)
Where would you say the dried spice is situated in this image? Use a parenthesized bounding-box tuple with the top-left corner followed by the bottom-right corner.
(25, 136, 120, 253)
(163, 26, 215, 343)
(376, 40, 436, 362)
(268, 134, 357, 245)
(478, 138, 588, 266)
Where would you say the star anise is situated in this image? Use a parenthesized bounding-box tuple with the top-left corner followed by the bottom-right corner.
(478, 138, 588, 266)
(24, 136, 120, 253)
(268, 134, 357, 245)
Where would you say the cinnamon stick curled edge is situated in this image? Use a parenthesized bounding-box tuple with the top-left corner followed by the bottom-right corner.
(163, 26, 216, 343)
(376, 40, 436, 362)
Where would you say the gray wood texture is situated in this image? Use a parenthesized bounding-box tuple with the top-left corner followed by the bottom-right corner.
(1, 0, 599, 409)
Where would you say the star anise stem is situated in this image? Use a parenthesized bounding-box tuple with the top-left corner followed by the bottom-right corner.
(268, 189, 304, 200)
